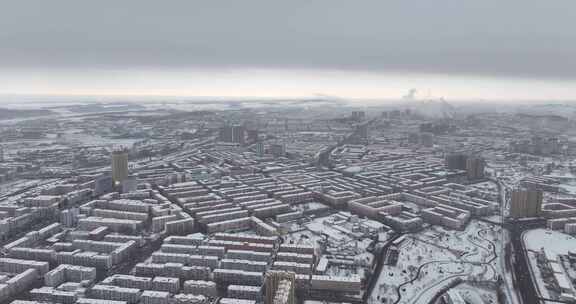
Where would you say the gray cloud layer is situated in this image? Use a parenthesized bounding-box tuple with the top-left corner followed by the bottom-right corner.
(1, 0, 575, 79)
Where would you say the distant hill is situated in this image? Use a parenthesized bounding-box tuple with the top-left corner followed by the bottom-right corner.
(52, 103, 147, 113)
(516, 104, 576, 119)
(0, 108, 53, 120)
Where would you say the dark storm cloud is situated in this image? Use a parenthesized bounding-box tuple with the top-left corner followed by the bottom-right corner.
(1, 0, 575, 79)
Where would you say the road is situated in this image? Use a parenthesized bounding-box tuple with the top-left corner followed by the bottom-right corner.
(507, 219, 546, 304)
(364, 233, 401, 303)
(108, 235, 165, 278)
(0, 178, 61, 201)
(495, 176, 558, 304)
(393, 260, 464, 304)
(493, 176, 523, 304)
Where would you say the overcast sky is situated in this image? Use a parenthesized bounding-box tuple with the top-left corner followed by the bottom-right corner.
(1, 0, 576, 101)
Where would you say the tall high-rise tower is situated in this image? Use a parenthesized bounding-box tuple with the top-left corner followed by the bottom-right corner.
(510, 189, 543, 218)
(265, 271, 295, 304)
(111, 147, 129, 185)
(466, 156, 485, 180)
(219, 124, 246, 144)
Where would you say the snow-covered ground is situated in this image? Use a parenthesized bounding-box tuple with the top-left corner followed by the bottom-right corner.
(523, 229, 576, 255)
(523, 229, 576, 303)
(454, 283, 499, 304)
(0, 179, 41, 195)
(369, 220, 502, 304)
(284, 212, 379, 282)
(285, 212, 384, 254)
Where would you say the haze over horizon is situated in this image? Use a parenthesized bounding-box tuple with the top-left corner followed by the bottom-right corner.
(1, 0, 576, 101)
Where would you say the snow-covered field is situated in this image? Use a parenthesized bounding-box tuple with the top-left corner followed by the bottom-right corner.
(454, 283, 499, 304)
(369, 220, 502, 304)
(523, 228, 576, 255)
